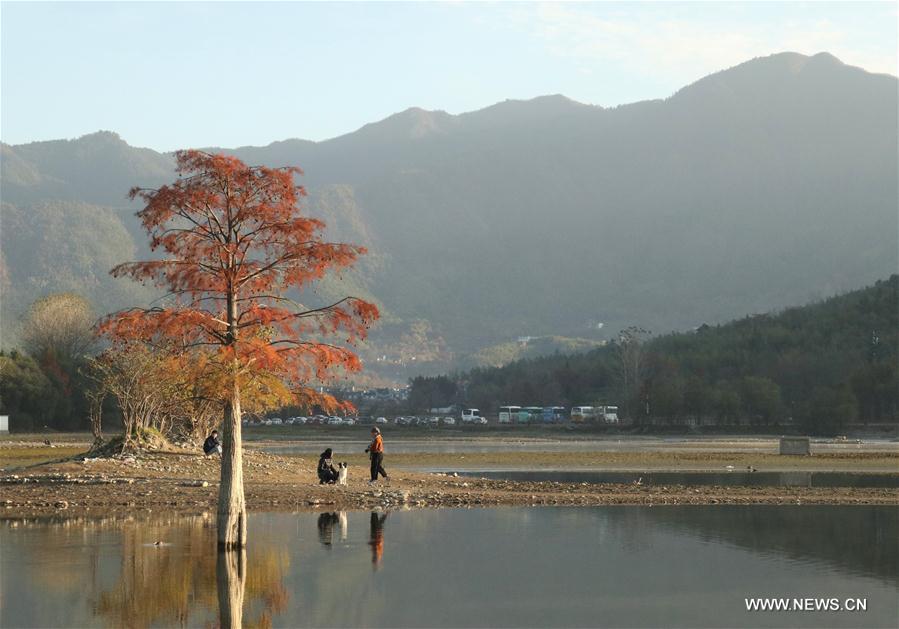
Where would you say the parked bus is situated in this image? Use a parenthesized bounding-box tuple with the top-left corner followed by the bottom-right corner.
(542, 406, 566, 423)
(570, 406, 596, 423)
(519, 407, 542, 423)
(498, 406, 521, 424)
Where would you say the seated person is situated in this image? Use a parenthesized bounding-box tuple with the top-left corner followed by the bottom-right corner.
(203, 430, 222, 455)
(318, 448, 339, 484)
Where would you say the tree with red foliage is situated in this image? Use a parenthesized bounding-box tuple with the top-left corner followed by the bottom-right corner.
(101, 151, 379, 549)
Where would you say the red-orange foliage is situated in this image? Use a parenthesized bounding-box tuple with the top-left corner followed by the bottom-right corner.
(100, 150, 379, 410)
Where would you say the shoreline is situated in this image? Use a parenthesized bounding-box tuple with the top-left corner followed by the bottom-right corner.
(1, 440, 897, 519)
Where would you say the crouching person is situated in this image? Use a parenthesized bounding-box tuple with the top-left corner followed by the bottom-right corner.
(203, 430, 222, 456)
(318, 448, 339, 484)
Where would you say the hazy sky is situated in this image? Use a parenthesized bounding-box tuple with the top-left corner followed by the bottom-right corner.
(2, 1, 896, 151)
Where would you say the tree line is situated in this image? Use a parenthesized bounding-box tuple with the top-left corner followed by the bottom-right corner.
(409, 276, 899, 435)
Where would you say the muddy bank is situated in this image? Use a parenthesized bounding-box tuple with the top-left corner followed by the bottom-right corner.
(1, 448, 897, 519)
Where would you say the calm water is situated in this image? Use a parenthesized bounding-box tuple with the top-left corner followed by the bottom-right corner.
(1, 506, 897, 628)
(258, 437, 899, 456)
(452, 470, 899, 488)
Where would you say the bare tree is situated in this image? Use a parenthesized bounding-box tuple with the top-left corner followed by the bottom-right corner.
(21, 293, 96, 365)
(84, 385, 106, 444)
(615, 326, 651, 421)
(84, 346, 180, 449)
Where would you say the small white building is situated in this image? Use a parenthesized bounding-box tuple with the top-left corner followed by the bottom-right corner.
(0, 415, 8, 432)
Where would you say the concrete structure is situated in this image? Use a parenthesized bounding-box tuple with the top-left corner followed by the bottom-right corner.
(779, 436, 810, 455)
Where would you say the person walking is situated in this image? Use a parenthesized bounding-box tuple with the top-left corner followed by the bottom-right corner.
(365, 427, 388, 484)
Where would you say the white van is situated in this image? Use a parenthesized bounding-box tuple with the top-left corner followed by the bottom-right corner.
(461, 408, 483, 423)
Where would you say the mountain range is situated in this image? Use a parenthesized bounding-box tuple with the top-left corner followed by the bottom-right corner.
(2, 51, 896, 380)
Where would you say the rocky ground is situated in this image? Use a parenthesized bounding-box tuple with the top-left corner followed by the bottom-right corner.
(1, 440, 897, 519)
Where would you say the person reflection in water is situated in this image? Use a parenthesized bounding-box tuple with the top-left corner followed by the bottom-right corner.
(317, 512, 340, 547)
(368, 511, 388, 569)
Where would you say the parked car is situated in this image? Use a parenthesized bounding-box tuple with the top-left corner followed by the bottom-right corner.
(344, 417, 356, 426)
(443, 417, 456, 426)
(327, 417, 342, 426)
(376, 417, 388, 424)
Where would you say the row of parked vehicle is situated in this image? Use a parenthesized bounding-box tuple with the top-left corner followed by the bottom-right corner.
(246, 414, 487, 428)
(393, 415, 487, 426)
(245, 415, 391, 427)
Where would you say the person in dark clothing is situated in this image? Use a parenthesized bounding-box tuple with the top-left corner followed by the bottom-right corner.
(365, 427, 388, 484)
(203, 430, 222, 455)
(318, 448, 339, 484)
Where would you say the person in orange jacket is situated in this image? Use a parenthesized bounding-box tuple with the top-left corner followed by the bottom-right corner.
(365, 427, 388, 484)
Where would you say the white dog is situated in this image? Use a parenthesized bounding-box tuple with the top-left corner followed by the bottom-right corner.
(337, 462, 348, 486)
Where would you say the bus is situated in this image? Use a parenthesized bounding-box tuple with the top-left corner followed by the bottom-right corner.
(519, 407, 543, 423)
(570, 406, 596, 423)
(498, 406, 521, 424)
(542, 406, 566, 423)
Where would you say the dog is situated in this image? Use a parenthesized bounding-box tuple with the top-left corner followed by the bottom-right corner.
(337, 462, 348, 486)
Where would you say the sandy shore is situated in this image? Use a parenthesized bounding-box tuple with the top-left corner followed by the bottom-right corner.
(1, 435, 897, 519)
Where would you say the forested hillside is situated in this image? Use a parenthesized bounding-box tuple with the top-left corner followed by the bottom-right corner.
(2, 52, 896, 380)
(410, 276, 899, 434)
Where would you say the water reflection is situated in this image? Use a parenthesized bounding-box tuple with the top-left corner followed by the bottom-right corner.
(369, 511, 388, 568)
(2, 507, 896, 628)
(0, 515, 288, 628)
(217, 550, 245, 629)
(317, 512, 341, 547)
(317, 510, 387, 568)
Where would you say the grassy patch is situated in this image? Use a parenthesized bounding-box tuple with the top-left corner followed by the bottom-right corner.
(0, 446, 86, 469)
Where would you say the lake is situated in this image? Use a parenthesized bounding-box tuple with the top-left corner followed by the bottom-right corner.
(257, 436, 899, 456)
(450, 470, 899, 488)
(1, 506, 896, 628)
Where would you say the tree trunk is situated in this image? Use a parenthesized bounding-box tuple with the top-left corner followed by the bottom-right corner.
(217, 380, 247, 549)
(216, 547, 246, 628)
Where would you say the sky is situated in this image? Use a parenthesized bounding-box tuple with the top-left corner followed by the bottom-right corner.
(2, 1, 896, 151)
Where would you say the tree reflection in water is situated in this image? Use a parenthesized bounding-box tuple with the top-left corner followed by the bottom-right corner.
(83, 515, 288, 628)
(217, 549, 245, 629)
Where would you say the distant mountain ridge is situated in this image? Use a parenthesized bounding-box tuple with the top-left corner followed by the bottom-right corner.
(2, 52, 896, 379)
